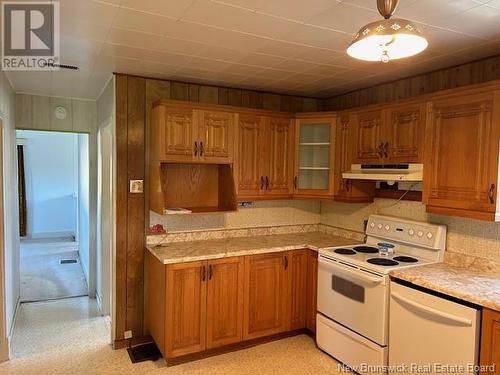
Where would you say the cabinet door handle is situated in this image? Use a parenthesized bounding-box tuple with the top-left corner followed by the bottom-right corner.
(194, 141, 198, 156)
(378, 142, 384, 158)
(294, 176, 298, 190)
(284, 255, 288, 270)
(265, 176, 269, 190)
(489, 184, 496, 204)
(201, 265, 206, 281)
(260, 176, 264, 190)
(208, 264, 213, 280)
(383, 142, 389, 158)
(200, 141, 204, 156)
(346, 180, 350, 191)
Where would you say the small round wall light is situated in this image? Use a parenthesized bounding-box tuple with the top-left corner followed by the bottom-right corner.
(54, 106, 67, 120)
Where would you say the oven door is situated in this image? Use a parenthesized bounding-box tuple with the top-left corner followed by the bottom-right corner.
(317, 255, 389, 345)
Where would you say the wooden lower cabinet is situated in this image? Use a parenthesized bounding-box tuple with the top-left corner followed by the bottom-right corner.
(243, 252, 289, 340)
(481, 308, 500, 374)
(146, 249, 317, 362)
(165, 261, 207, 358)
(206, 257, 244, 349)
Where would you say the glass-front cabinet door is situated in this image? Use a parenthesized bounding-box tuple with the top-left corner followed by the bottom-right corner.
(294, 115, 336, 197)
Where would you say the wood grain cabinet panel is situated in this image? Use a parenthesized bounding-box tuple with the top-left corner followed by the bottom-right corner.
(305, 250, 318, 333)
(289, 250, 308, 330)
(197, 109, 235, 162)
(423, 92, 500, 219)
(385, 103, 425, 163)
(206, 257, 244, 349)
(480, 308, 500, 374)
(235, 114, 265, 197)
(266, 117, 294, 196)
(165, 261, 207, 358)
(334, 113, 375, 203)
(353, 109, 384, 163)
(243, 252, 288, 340)
(157, 105, 195, 161)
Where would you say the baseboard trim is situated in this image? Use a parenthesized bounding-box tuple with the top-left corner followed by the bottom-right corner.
(5, 296, 21, 359)
(28, 231, 76, 240)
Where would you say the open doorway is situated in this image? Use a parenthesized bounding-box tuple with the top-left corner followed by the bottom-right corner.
(15, 130, 90, 302)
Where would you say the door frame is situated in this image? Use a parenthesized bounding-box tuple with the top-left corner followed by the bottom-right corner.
(0, 118, 8, 362)
(97, 120, 114, 317)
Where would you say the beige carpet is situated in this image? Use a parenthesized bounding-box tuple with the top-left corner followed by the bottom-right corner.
(20, 239, 88, 302)
(2, 297, 347, 375)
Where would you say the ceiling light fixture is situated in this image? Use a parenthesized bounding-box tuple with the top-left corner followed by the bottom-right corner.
(347, 0, 428, 63)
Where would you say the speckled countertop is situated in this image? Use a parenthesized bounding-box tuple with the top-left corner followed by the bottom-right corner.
(390, 263, 500, 311)
(146, 232, 358, 265)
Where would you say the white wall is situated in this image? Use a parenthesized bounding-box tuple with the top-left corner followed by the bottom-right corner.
(0, 71, 20, 359)
(77, 134, 90, 287)
(16, 130, 78, 239)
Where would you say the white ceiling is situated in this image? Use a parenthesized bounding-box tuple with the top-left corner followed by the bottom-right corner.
(5, 0, 500, 99)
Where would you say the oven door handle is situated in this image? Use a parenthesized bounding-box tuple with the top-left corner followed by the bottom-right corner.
(319, 258, 383, 285)
(391, 292, 473, 326)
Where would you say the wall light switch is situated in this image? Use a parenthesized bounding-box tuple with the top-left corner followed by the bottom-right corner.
(129, 180, 144, 193)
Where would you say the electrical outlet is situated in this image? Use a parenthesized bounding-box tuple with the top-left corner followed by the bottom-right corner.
(124, 330, 132, 339)
(129, 180, 143, 193)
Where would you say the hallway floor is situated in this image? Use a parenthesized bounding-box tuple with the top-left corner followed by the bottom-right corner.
(0, 297, 346, 375)
(20, 238, 88, 301)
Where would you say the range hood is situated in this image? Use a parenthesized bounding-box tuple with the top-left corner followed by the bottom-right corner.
(342, 164, 423, 182)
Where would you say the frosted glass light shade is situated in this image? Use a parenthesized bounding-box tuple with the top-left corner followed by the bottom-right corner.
(347, 18, 428, 62)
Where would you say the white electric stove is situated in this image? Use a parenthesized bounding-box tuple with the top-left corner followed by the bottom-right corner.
(316, 215, 447, 374)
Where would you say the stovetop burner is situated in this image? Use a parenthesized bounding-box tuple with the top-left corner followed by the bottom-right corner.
(334, 248, 356, 255)
(393, 256, 418, 263)
(367, 258, 399, 266)
(353, 246, 379, 254)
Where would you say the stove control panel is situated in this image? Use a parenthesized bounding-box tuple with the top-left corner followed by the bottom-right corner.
(366, 215, 446, 250)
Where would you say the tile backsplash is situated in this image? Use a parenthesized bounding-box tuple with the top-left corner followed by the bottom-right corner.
(150, 197, 500, 264)
(150, 200, 321, 233)
(321, 199, 500, 264)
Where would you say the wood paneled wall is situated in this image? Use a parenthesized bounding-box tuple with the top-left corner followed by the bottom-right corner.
(114, 74, 323, 346)
(326, 54, 500, 110)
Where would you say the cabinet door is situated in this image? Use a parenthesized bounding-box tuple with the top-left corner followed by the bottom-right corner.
(385, 103, 425, 163)
(235, 114, 266, 197)
(305, 250, 318, 333)
(480, 309, 500, 375)
(289, 250, 308, 330)
(334, 114, 375, 202)
(353, 109, 384, 163)
(243, 253, 288, 340)
(424, 92, 500, 218)
(165, 261, 207, 358)
(294, 117, 335, 197)
(266, 117, 294, 197)
(206, 257, 244, 349)
(158, 105, 196, 162)
(197, 109, 235, 162)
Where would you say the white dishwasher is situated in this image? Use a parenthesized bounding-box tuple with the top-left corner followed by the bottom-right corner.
(389, 282, 480, 374)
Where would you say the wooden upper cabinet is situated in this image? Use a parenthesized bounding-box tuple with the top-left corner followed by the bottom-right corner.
(206, 257, 244, 349)
(265, 117, 294, 196)
(235, 114, 265, 197)
(334, 113, 375, 202)
(197, 109, 235, 163)
(481, 308, 500, 374)
(293, 115, 336, 198)
(384, 102, 425, 163)
(288, 250, 308, 330)
(353, 109, 384, 163)
(423, 92, 500, 220)
(155, 104, 195, 162)
(243, 252, 288, 340)
(165, 261, 207, 358)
